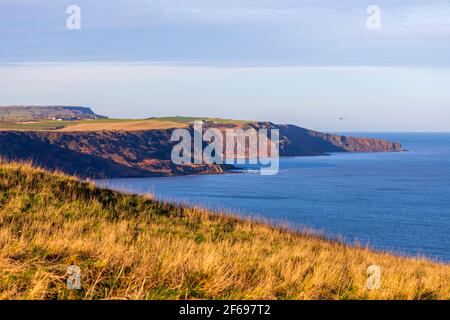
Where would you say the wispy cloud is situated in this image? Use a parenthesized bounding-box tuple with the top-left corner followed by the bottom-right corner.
(0, 0, 449, 66)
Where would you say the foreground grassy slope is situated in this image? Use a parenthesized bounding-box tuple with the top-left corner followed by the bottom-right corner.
(0, 163, 449, 300)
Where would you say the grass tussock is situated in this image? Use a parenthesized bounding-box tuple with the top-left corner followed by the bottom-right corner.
(0, 162, 449, 300)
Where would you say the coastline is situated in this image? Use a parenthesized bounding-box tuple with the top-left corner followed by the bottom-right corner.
(93, 140, 450, 264)
(0, 122, 403, 179)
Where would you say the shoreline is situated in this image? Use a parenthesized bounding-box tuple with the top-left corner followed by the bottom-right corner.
(95, 183, 449, 266)
(98, 179, 450, 265)
(0, 122, 403, 179)
(92, 145, 450, 264)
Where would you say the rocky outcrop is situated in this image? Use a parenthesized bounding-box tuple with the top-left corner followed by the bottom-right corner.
(269, 124, 403, 155)
(0, 123, 402, 178)
(235, 122, 401, 156)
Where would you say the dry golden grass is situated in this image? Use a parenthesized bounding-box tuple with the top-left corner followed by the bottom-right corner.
(57, 120, 187, 132)
(0, 162, 449, 300)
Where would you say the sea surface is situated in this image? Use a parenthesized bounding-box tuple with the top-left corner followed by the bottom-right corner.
(96, 133, 450, 262)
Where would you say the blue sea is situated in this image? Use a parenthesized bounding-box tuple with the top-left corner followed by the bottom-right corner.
(96, 133, 450, 262)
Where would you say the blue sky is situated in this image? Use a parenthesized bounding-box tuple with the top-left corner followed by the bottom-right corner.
(1, 0, 450, 131)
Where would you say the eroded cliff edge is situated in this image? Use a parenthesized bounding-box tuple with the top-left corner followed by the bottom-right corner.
(0, 122, 402, 178)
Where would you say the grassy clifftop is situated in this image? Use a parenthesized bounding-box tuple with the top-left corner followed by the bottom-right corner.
(0, 162, 448, 300)
(0, 116, 251, 131)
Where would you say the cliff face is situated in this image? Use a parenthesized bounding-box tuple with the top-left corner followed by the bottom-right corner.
(0, 123, 402, 178)
(0, 130, 231, 178)
(269, 124, 403, 155)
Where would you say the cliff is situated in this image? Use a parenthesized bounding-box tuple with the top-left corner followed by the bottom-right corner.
(0, 130, 232, 178)
(266, 123, 402, 155)
(0, 122, 402, 178)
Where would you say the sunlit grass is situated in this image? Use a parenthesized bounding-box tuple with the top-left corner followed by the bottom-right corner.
(0, 116, 253, 131)
(0, 161, 448, 300)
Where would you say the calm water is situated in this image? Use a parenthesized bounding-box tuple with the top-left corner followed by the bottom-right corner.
(96, 133, 450, 262)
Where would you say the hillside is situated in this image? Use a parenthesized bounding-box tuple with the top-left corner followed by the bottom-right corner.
(0, 162, 448, 299)
(0, 120, 402, 178)
(0, 106, 107, 121)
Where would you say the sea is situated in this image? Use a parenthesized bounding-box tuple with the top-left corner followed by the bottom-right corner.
(95, 133, 450, 262)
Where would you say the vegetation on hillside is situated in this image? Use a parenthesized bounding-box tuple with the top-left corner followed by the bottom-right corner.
(0, 162, 448, 300)
(0, 120, 72, 131)
(0, 118, 182, 131)
(0, 116, 253, 131)
(151, 116, 254, 125)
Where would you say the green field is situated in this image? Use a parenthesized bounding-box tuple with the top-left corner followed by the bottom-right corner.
(0, 116, 254, 131)
(151, 116, 254, 125)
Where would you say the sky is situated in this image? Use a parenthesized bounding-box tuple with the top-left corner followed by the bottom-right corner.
(1, 0, 450, 131)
